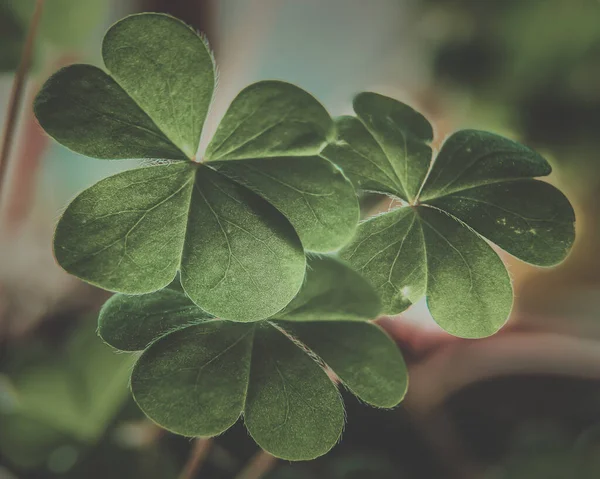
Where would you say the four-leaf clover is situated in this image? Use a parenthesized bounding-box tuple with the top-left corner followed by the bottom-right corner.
(322, 92, 575, 338)
(98, 256, 408, 461)
(34, 13, 358, 321)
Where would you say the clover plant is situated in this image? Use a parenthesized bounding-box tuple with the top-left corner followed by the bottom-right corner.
(32, 12, 575, 461)
(323, 101, 575, 338)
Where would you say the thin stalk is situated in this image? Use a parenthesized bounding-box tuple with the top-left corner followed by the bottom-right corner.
(234, 449, 278, 479)
(178, 438, 213, 479)
(0, 0, 45, 206)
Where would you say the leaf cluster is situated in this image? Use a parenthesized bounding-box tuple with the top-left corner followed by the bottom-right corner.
(33, 13, 576, 460)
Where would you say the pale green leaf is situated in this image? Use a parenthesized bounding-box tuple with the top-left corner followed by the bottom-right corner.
(244, 324, 345, 461)
(131, 321, 254, 437)
(278, 320, 408, 408)
(352, 92, 433, 201)
(205, 81, 332, 161)
(280, 255, 381, 321)
(340, 208, 426, 315)
(34, 65, 187, 160)
(98, 284, 212, 352)
(103, 13, 215, 159)
(55, 162, 306, 321)
(180, 165, 305, 321)
(212, 156, 359, 252)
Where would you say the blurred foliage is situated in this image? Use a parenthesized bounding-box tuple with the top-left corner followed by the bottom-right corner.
(486, 422, 600, 479)
(0, 0, 108, 72)
(0, 318, 134, 470)
(430, 0, 600, 185)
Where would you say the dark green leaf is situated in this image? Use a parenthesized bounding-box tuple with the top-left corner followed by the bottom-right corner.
(321, 116, 404, 196)
(205, 81, 332, 161)
(54, 163, 195, 294)
(180, 165, 305, 321)
(332, 95, 575, 337)
(278, 321, 407, 408)
(341, 205, 512, 338)
(35, 13, 213, 160)
(419, 130, 551, 201)
(244, 324, 345, 460)
(103, 13, 215, 159)
(104, 257, 403, 459)
(352, 92, 433, 201)
(34, 65, 187, 160)
(418, 206, 513, 338)
(340, 208, 426, 315)
(212, 156, 358, 252)
(98, 284, 212, 351)
(421, 130, 575, 266)
(55, 162, 306, 321)
(281, 255, 381, 321)
(131, 321, 254, 437)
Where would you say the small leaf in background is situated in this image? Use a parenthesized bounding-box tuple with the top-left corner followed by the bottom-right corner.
(0, 320, 133, 469)
(100, 256, 407, 461)
(328, 93, 575, 338)
(0, 0, 109, 72)
(35, 13, 359, 321)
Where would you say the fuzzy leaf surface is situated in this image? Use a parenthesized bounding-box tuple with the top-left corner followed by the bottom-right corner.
(34, 64, 187, 160)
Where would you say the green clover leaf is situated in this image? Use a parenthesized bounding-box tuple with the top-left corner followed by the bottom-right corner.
(322, 92, 576, 338)
(34, 13, 359, 321)
(98, 256, 408, 461)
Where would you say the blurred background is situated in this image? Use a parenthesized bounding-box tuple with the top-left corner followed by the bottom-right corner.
(1, 0, 600, 478)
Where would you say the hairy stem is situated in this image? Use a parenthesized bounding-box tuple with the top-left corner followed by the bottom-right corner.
(0, 0, 45, 206)
(235, 449, 278, 479)
(178, 438, 212, 479)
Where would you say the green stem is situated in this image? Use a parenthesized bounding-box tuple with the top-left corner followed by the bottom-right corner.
(235, 449, 278, 479)
(0, 0, 45, 206)
(178, 438, 213, 479)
